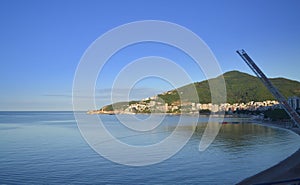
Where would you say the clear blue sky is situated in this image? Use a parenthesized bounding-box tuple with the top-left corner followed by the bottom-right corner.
(1, 0, 300, 110)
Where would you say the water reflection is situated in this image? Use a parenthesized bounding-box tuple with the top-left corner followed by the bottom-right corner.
(1, 112, 299, 184)
(174, 121, 294, 152)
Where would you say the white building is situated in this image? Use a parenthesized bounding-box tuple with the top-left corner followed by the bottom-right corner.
(288, 96, 300, 110)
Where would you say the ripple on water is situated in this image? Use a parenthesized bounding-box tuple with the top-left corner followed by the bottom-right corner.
(0, 113, 299, 184)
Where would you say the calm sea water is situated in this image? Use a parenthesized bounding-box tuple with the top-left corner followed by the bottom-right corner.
(0, 111, 299, 184)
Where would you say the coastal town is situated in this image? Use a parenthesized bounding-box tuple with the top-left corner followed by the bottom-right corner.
(87, 95, 300, 115)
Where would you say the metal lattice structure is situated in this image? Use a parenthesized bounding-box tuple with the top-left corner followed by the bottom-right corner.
(237, 49, 300, 128)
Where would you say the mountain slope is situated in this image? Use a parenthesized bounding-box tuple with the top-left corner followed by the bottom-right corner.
(157, 70, 300, 104)
(101, 70, 300, 111)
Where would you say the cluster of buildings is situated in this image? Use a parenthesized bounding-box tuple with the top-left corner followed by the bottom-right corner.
(122, 99, 281, 114)
(197, 100, 280, 113)
(88, 95, 300, 115)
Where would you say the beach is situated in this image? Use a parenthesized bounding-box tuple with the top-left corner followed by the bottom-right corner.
(238, 121, 300, 184)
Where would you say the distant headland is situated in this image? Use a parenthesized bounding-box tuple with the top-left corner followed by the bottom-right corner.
(88, 71, 300, 116)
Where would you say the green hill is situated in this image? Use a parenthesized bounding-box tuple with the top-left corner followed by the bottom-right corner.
(101, 70, 300, 110)
(157, 70, 300, 104)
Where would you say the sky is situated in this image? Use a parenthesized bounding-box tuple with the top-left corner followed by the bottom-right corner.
(0, 0, 300, 111)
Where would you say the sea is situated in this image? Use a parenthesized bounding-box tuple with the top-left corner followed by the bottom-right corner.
(0, 111, 299, 184)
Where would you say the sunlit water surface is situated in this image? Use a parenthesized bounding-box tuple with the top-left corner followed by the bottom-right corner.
(0, 112, 299, 184)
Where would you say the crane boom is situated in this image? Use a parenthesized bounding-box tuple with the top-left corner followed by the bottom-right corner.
(236, 49, 300, 128)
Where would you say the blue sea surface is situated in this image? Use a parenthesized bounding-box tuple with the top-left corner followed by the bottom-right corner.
(0, 111, 299, 184)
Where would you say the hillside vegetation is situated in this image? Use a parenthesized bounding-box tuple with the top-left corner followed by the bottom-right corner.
(157, 70, 300, 104)
(102, 71, 300, 110)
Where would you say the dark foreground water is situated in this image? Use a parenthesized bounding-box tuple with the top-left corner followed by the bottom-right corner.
(0, 111, 299, 184)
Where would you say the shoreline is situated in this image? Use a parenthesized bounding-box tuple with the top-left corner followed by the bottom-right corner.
(238, 121, 300, 185)
(87, 111, 300, 183)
